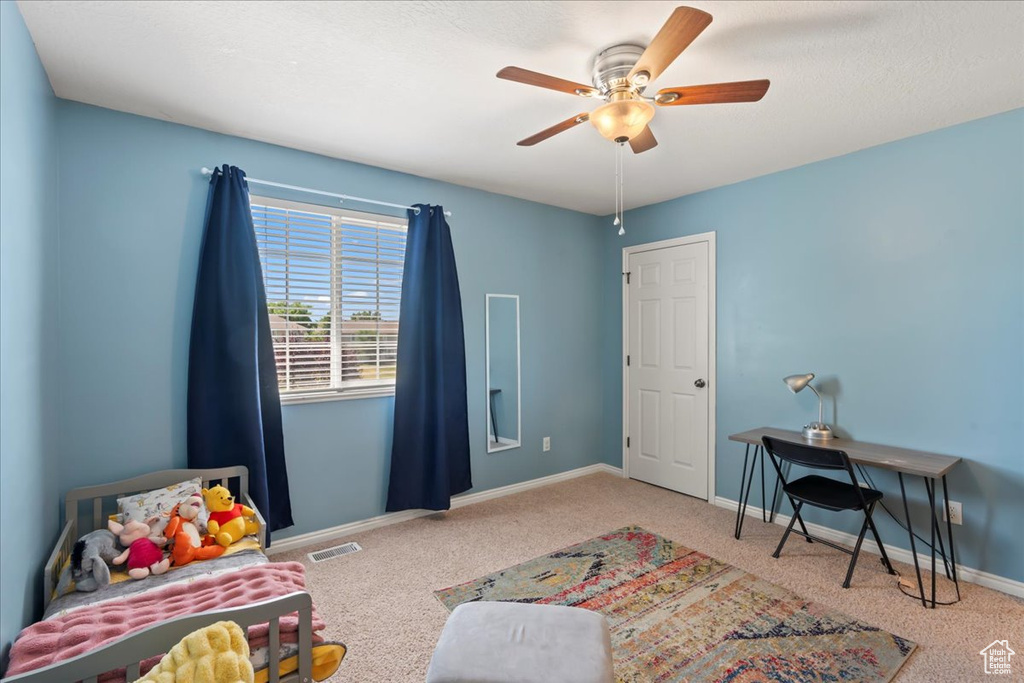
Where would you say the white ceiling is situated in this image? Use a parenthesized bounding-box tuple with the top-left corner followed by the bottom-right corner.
(19, 1, 1024, 215)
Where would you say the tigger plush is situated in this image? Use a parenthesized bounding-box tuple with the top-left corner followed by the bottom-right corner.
(164, 493, 225, 566)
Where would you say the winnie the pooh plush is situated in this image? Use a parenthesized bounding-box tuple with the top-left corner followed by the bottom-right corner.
(201, 485, 260, 548)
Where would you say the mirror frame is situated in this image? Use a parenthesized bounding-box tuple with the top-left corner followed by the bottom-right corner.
(485, 293, 521, 453)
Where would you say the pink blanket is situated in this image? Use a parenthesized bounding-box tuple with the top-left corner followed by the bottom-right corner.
(6, 561, 325, 680)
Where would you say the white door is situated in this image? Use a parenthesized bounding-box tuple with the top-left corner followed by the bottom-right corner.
(626, 240, 710, 499)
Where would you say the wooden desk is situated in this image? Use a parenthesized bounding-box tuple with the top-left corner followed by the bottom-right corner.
(728, 427, 963, 608)
(730, 427, 961, 478)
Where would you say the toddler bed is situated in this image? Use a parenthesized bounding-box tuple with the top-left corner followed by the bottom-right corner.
(1, 467, 343, 683)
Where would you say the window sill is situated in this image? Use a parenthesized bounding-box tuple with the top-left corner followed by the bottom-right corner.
(280, 388, 395, 406)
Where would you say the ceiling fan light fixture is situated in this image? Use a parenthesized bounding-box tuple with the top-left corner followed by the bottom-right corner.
(589, 98, 655, 142)
(498, 8, 769, 153)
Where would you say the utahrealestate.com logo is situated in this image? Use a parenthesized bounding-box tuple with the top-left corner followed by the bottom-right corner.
(980, 640, 1015, 675)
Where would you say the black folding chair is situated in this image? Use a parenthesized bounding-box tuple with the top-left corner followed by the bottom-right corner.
(762, 436, 896, 588)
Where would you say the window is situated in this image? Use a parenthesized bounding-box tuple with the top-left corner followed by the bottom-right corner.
(251, 196, 406, 402)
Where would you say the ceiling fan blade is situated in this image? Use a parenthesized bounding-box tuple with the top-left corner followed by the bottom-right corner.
(628, 7, 713, 85)
(497, 66, 599, 97)
(629, 126, 658, 154)
(517, 113, 590, 146)
(656, 79, 770, 106)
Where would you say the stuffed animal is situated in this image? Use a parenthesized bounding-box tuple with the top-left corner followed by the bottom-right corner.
(135, 621, 254, 683)
(201, 485, 260, 548)
(165, 493, 225, 567)
(109, 517, 171, 580)
(69, 529, 120, 592)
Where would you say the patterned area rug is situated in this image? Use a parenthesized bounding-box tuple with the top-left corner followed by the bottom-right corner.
(435, 526, 915, 683)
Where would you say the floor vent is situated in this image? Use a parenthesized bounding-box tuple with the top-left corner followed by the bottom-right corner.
(308, 542, 362, 563)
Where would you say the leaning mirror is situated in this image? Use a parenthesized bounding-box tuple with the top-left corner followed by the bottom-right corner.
(486, 294, 521, 453)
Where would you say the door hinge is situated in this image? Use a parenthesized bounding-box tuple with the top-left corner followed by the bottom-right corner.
(626, 355, 630, 366)
(626, 436, 630, 448)
(623, 271, 631, 284)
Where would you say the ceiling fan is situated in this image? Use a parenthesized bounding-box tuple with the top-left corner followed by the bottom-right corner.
(497, 6, 770, 154)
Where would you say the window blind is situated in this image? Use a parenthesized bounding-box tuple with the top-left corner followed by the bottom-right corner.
(250, 196, 407, 399)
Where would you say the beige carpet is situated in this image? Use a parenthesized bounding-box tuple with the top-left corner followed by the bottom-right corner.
(274, 472, 1023, 682)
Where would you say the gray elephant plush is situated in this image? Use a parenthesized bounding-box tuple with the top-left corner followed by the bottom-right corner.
(70, 529, 121, 592)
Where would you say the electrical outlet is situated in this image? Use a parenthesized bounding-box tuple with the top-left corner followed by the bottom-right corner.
(944, 500, 963, 525)
(543, 437, 551, 452)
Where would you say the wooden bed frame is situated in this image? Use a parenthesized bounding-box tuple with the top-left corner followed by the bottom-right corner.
(1, 467, 313, 683)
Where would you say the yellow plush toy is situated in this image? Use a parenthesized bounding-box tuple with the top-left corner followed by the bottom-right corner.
(201, 486, 260, 548)
(136, 620, 253, 683)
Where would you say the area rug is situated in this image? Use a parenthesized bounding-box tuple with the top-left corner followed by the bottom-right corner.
(435, 526, 916, 683)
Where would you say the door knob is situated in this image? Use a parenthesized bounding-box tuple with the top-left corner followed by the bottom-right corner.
(694, 379, 706, 389)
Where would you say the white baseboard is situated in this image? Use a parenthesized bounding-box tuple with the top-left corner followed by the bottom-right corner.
(715, 496, 1024, 599)
(268, 463, 624, 555)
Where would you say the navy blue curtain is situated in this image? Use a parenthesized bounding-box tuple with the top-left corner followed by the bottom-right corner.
(386, 205, 472, 511)
(187, 165, 294, 539)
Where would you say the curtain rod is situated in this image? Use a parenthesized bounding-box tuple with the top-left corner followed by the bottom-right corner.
(200, 167, 451, 217)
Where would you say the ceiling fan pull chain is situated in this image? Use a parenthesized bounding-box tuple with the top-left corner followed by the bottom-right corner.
(618, 142, 626, 236)
(613, 142, 620, 228)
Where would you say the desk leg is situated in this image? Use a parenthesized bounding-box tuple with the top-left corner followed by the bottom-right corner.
(898, 472, 928, 609)
(924, 477, 964, 607)
(736, 445, 758, 540)
(926, 477, 937, 608)
(757, 448, 765, 524)
(734, 445, 751, 539)
(942, 475, 961, 601)
(926, 479, 953, 581)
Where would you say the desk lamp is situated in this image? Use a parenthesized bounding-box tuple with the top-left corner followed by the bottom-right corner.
(783, 373, 833, 441)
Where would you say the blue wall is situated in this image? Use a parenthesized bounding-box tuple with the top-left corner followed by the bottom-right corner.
(0, 1, 61, 666)
(600, 109, 1024, 582)
(53, 102, 605, 540)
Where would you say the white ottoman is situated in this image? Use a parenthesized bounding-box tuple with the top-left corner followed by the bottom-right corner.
(426, 602, 614, 683)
